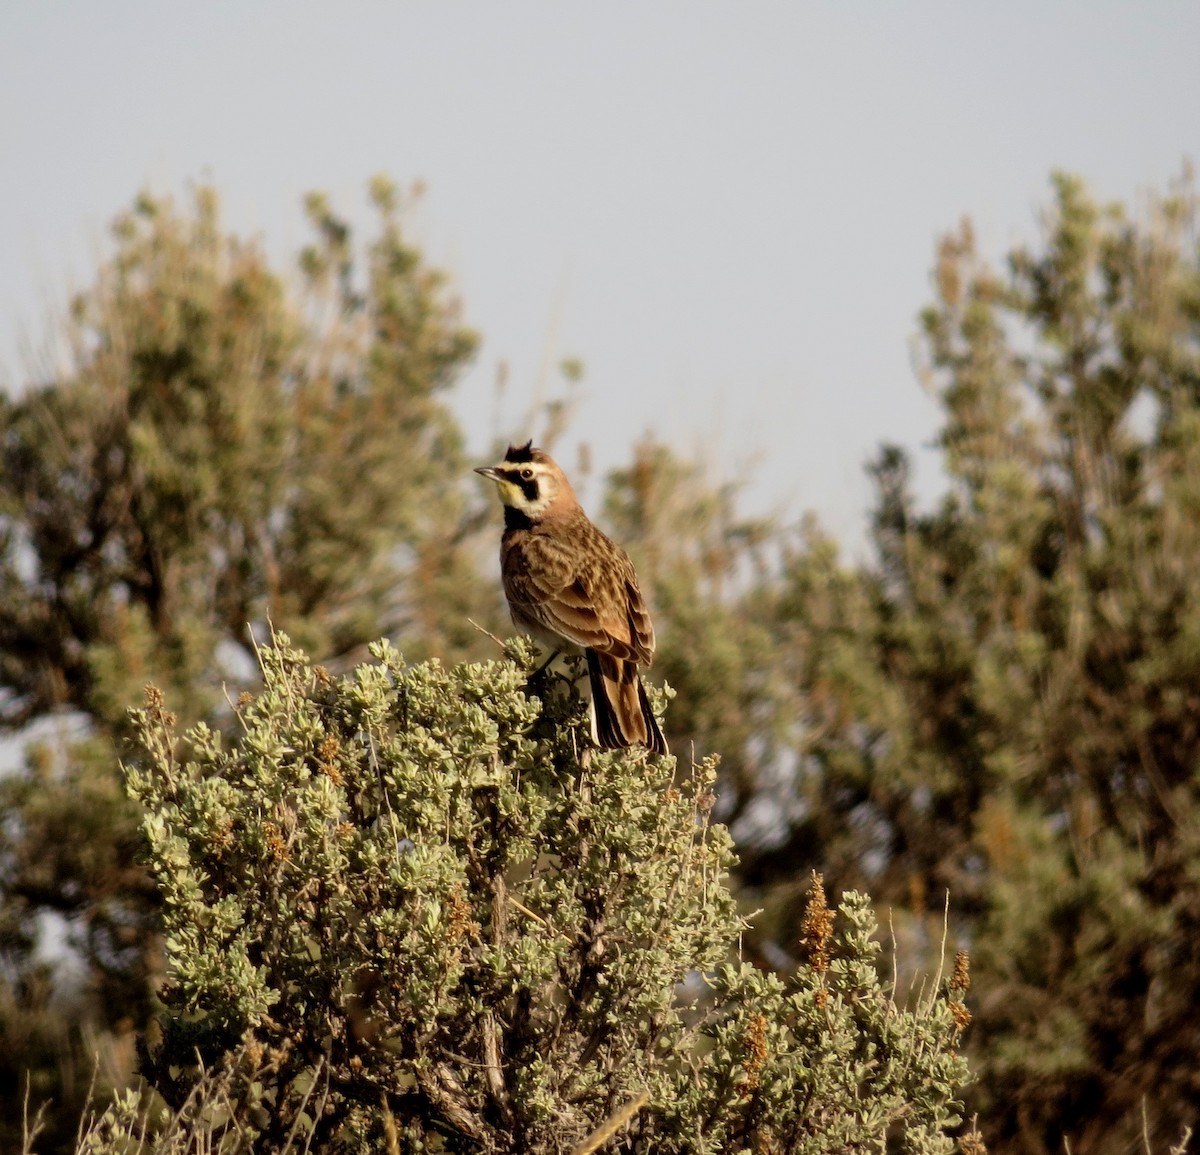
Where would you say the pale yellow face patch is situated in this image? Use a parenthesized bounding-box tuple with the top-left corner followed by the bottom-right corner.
(493, 478, 523, 507)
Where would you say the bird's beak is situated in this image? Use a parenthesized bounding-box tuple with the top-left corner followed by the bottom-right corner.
(474, 465, 501, 482)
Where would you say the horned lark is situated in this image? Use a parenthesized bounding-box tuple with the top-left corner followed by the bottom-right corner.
(475, 441, 668, 756)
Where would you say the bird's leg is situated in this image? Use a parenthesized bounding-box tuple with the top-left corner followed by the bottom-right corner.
(530, 648, 561, 680)
(526, 649, 563, 697)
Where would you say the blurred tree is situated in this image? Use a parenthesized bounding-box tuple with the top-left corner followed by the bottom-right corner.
(0, 178, 490, 1151)
(602, 439, 792, 824)
(12, 160, 1200, 1155)
(757, 172, 1200, 1154)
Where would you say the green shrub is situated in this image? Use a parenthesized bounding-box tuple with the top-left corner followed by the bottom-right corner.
(98, 635, 972, 1154)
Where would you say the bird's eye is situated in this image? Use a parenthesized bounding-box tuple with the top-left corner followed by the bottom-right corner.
(520, 468, 534, 480)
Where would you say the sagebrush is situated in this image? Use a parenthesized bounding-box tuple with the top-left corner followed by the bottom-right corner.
(86, 635, 975, 1153)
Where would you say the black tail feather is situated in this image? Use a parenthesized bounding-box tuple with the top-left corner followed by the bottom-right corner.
(636, 676, 668, 757)
(585, 650, 668, 756)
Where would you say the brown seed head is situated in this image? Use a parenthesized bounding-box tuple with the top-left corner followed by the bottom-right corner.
(262, 821, 288, 862)
(950, 949, 971, 994)
(446, 884, 476, 945)
(949, 949, 972, 1029)
(742, 1012, 769, 1092)
(317, 735, 345, 784)
(958, 1119, 987, 1155)
(799, 871, 834, 977)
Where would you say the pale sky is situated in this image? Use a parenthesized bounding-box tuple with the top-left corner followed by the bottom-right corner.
(3, 3, 1198, 549)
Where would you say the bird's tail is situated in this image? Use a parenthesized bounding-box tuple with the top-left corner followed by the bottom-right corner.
(585, 650, 668, 756)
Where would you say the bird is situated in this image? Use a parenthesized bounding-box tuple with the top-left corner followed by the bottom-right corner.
(475, 441, 668, 756)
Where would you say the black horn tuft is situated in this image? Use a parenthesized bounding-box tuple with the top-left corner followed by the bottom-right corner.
(504, 440, 536, 463)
